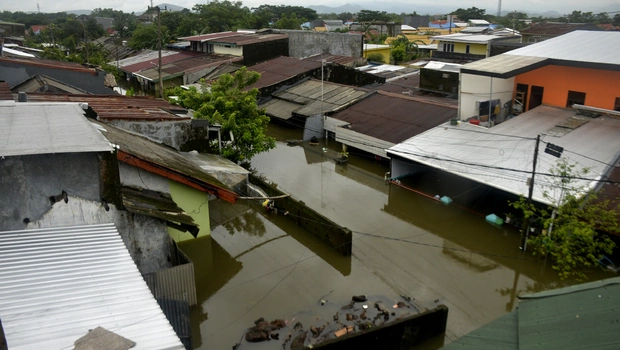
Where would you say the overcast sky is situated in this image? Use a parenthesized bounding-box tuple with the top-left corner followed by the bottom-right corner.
(7, 0, 619, 15)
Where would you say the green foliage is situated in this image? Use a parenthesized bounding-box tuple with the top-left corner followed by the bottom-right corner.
(193, 1, 252, 32)
(451, 7, 487, 22)
(167, 67, 276, 163)
(510, 158, 618, 281)
(275, 13, 303, 29)
(357, 10, 391, 22)
(128, 23, 167, 50)
(391, 45, 406, 65)
(389, 35, 424, 64)
(614, 14, 620, 27)
(366, 53, 384, 63)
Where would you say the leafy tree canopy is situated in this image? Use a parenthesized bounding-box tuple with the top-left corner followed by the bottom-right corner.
(357, 10, 392, 22)
(451, 7, 487, 22)
(167, 67, 276, 163)
(274, 13, 303, 29)
(128, 23, 168, 50)
(510, 158, 618, 281)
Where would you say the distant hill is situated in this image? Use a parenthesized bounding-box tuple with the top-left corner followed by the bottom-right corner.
(66, 9, 92, 16)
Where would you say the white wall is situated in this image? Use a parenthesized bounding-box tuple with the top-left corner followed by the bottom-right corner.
(459, 73, 515, 120)
(213, 44, 243, 56)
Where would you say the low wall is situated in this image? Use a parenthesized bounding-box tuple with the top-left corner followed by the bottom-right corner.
(313, 304, 449, 349)
(250, 174, 352, 256)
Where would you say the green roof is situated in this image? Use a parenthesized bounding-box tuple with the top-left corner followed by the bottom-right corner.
(444, 277, 620, 350)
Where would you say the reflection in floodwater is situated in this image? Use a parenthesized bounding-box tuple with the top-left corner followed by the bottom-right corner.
(179, 122, 615, 350)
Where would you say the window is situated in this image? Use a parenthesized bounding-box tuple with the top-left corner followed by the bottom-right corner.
(615, 97, 620, 112)
(566, 91, 586, 107)
(442, 43, 454, 52)
(465, 44, 470, 54)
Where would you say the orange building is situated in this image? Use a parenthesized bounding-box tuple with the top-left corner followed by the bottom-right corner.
(458, 30, 620, 120)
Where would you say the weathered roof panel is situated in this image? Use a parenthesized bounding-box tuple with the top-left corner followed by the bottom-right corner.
(442, 311, 518, 349)
(331, 91, 457, 144)
(505, 30, 620, 66)
(0, 81, 13, 100)
(0, 102, 113, 157)
(247, 56, 321, 89)
(388, 105, 620, 206)
(520, 22, 601, 35)
(259, 98, 301, 120)
(0, 224, 185, 350)
(460, 54, 549, 78)
(24, 93, 190, 121)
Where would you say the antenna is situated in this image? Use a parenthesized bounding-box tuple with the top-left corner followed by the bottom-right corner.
(37, 3, 40, 13)
(497, 0, 502, 17)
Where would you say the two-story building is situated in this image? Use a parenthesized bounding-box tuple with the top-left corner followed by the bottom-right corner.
(431, 33, 521, 62)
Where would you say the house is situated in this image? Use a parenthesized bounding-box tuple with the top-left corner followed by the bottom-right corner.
(95, 16, 115, 35)
(310, 20, 346, 32)
(364, 44, 391, 64)
(418, 61, 462, 96)
(0, 20, 25, 37)
(0, 224, 186, 350)
(326, 90, 457, 158)
(520, 22, 602, 43)
(431, 33, 521, 62)
(349, 22, 401, 37)
(278, 30, 363, 59)
(179, 31, 289, 66)
(11, 74, 90, 94)
(458, 30, 620, 120)
(0, 56, 113, 94)
(443, 277, 620, 349)
(29, 24, 47, 35)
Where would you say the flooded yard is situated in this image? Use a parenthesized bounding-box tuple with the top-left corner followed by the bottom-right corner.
(180, 123, 614, 349)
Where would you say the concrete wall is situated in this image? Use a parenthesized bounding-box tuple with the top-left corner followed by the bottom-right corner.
(0, 153, 101, 231)
(459, 73, 514, 120)
(213, 44, 243, 56)
(24, 197, 174, 275)
(250, 174, 352, 256)
(284, 31, 363, 58)
(106, 119, 191, 150)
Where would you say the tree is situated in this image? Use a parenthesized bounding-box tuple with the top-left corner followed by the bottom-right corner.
(357, 10, 391, 22)
(128, 23, 168, 50)
(193, 1, 252, 33)
(510, 158, 618, 281)
(167, 67, 276, 163)
(366, 53, 384, 63)
(452, 7, 487, 22)
(614, 14, 620, 27)
(275, 13, 303, 29)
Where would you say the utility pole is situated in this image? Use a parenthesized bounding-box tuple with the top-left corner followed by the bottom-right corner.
(520, 134, 540, 251)
(156, 6, 164, 98)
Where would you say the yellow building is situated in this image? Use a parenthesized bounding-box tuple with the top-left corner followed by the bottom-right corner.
(431, 33, 520, 61)
(363, 44, 391, 63)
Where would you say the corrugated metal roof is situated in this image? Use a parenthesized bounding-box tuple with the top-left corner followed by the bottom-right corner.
(520, 22, 601, 35)
(132, 55, 241, 82)
(432, 33, 508, 43)
(209, 33, 288, 46)
(303, 53, 361, 66)
(113, 49, 180, 68)
(259, 98, 303, 120)
(460, 54, 548, 78)
(517, 277, 620, 349)
(505, 30, 620, 65)
(179, 31, 237, 42)
(0, 224, 185, 350)
(0, 56, 96, 74)
(331, 90, 457, 144)
(247, 56, 321, 89)
(388, 105, 620, 206)
(274, 79, 370, 117)
(121, 51, 205, 74)
(0, 81, 13, 100)
(24, 93, 190, 121)
(0, 102, 113, 157)
(445, 277, 620, 349)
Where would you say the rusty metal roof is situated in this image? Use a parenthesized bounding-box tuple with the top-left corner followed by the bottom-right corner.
(331, 90, 457, 144)
(134, 55, 243, 82)
(248, 56, 321, 89)
(0, 81, 13, 100)
(520, 22, 602, 35)
(121, 51, 206, 74)
(92, 121, 238, 203)
(303, 53, 361, 66)
(0, 56, 96, 74)
(179, 31, 237, 42)
(24, 93, 190, 121)
(209, 33, 288, 46)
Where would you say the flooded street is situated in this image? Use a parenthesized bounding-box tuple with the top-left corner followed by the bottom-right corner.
(181, 123, 614, 349)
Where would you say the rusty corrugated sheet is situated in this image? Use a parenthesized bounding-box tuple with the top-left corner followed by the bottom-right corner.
(0, 81, 13, 100)
(25, 93, 190, 121)
(248, 56, 321, 89)
(0, 56, 97, 74)
(331, 90, 457, 144)
(121, 51, 205, 74)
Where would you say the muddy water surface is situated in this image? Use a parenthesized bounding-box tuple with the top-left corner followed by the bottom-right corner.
(181, 123, 614, 349)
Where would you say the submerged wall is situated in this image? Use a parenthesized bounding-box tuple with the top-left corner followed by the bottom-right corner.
(250, 174, 352, 256)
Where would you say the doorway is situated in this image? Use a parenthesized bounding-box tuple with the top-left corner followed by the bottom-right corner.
(529, 85, 544, 110)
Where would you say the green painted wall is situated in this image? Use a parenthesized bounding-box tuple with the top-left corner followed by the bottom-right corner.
(167, 180, 211, 242)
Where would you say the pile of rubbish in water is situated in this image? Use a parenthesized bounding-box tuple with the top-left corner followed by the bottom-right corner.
(235, 294, 423, 349)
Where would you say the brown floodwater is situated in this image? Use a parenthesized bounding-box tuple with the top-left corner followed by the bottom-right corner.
(180, 123, 614, 350)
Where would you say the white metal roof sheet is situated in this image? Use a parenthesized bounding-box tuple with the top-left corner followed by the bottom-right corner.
(432, 33, 507, 43)
(0, 102, 113, 157)
(0, 224, 185, 350)
(505, 30, 620, 65)
(388, 105, 620, 206)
